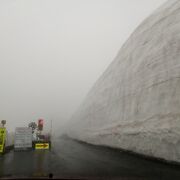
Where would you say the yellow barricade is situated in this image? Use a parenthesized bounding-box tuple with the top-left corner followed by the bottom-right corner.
(35, 143, 49, 150)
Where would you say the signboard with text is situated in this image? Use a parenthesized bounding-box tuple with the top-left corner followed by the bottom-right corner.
(35, 142, 49, 150)
(14, 127, 32, 150)
(0, 128, 6, 153)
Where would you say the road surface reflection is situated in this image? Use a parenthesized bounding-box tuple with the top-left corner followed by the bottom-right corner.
(0, 137, 180, 179)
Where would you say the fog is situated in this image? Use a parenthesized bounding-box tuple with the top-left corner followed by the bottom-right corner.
(0, 0, 166, 133)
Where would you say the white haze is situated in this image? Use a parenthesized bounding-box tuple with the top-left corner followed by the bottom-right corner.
(0, 0, 167, 133)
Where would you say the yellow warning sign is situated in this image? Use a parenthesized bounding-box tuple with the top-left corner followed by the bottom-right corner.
(0, 128, 6, 153)
(35, 143, 49, 150)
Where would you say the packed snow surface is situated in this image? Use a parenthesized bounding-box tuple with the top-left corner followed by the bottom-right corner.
(67, 0, 180, 163)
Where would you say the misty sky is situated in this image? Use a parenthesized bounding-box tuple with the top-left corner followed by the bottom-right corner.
(0, 0, 167, 132)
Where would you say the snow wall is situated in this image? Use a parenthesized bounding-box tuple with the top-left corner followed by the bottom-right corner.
(66, 0, 180, 163)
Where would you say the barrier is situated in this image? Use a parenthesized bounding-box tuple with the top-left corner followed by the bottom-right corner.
(33, 141, 51, 150)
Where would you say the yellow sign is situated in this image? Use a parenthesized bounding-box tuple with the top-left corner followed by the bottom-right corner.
(35, 143, 49, 150)
(0, 128, 6, 153)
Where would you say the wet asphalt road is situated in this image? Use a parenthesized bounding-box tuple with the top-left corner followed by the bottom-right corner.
(0, 136, 180, 179)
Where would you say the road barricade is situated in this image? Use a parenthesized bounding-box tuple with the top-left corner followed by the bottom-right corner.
(33, 141, 51, 150)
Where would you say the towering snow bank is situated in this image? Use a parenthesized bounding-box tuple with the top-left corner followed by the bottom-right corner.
(67, 0, 180, 163)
